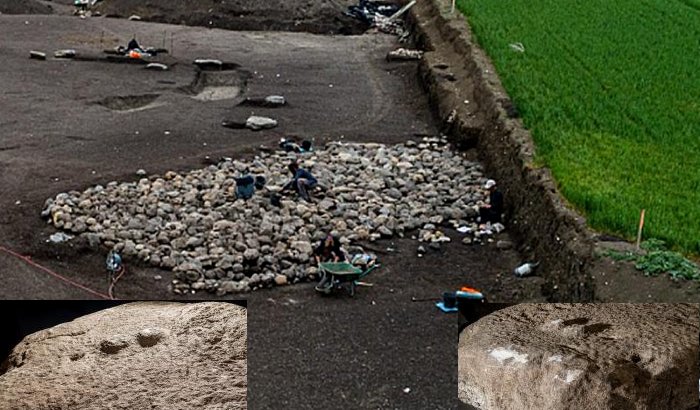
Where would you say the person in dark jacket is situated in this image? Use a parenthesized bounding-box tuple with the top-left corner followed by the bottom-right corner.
(478, 179, 503, 224)
(314, 234, 346, 291)
(314, 234, 345, 264)
(282, 162, 317, 202)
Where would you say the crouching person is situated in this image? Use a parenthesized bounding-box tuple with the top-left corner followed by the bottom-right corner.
(314, 234, 346, 292)
(478, 179, 503, 225)
(282, 162, 317, 202)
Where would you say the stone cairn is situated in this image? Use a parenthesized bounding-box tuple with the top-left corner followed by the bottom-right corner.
(42, 137, 500, 294)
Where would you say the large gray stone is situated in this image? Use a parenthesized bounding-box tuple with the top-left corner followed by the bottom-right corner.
(0, 302, 246, 409)
(458, 303, 699, 410)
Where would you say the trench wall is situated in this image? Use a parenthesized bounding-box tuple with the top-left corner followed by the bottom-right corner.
(409, 0, 595, 301)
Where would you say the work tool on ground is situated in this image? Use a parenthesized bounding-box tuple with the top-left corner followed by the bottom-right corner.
(315, 261, 379, 297)
(434, 286, 486, 312)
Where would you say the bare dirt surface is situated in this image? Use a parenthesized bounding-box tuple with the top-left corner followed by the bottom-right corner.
(592, 240, 700, 302)
(0, 14, 544, 303)
(0, 13, 545, 409)
(248, 237, 544, 409)
(0, 302, 247, 410)
(0, 14, 435, 296)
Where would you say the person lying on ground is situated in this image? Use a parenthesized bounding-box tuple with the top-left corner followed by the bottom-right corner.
(127, 38, 141, 52)
(314, 234, 347, 291)
(116, 38, 160, 57)
(478, 179, 503, 225)
(282, 162, 317, 202)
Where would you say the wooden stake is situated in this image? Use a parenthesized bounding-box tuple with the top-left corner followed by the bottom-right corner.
(636, 209, 646, 249)
(451, 0, 456, 14)
(388, 0, 416, 21)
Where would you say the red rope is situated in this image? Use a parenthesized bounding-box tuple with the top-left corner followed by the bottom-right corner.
(0, 245, 112, 300)
(108, 266, 126, 300)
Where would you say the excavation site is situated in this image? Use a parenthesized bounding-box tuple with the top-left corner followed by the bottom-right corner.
(1, 0, 698, 408)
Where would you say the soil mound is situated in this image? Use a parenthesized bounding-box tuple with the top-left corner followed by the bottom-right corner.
(96, 0, 367, 34)
(0, 0, 53, 15)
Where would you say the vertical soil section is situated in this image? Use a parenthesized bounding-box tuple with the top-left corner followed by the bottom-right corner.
(409, 0, 595, 302)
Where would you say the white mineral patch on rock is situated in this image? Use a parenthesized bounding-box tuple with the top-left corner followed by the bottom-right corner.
(489, 347, 528, 365)
(547, 354, 563, 363)
(554, 369, 583, 384)
(459, 303, 699, 410)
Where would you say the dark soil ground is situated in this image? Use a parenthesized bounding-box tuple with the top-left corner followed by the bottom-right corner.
(0, 12, 543, 408)
(0, 0, 53, 15)
(592, 239, 700, 302)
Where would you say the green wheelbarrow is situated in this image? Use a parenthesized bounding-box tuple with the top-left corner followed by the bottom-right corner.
(315, 261, 379, 297)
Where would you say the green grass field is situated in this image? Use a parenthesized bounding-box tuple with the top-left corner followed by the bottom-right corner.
(456, 0, 700, 255)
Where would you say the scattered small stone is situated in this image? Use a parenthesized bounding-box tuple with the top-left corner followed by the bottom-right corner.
(387, 48, 423, 61)
(496, 240, 513, 250)
(29, 51, 46, 60)
(264, 95, 286, 106)
(193, 58, 222, 68)
(136, 169, 147, 176)
(54, 49, 76, 59)
(245, 116, 277, 131)
(457, 226, 471, 234)
(48, 232, 73, 243)
(145, 63, 168, 71)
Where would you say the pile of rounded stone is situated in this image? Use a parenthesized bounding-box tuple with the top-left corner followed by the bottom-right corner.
(41, 137, 497, 294)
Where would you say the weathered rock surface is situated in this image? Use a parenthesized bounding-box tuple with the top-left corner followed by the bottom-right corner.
(0, 302, 247, 410)
(42, 138, 501, 294)
(245, 116, 277, 130)
(458, 303, 699, 410)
